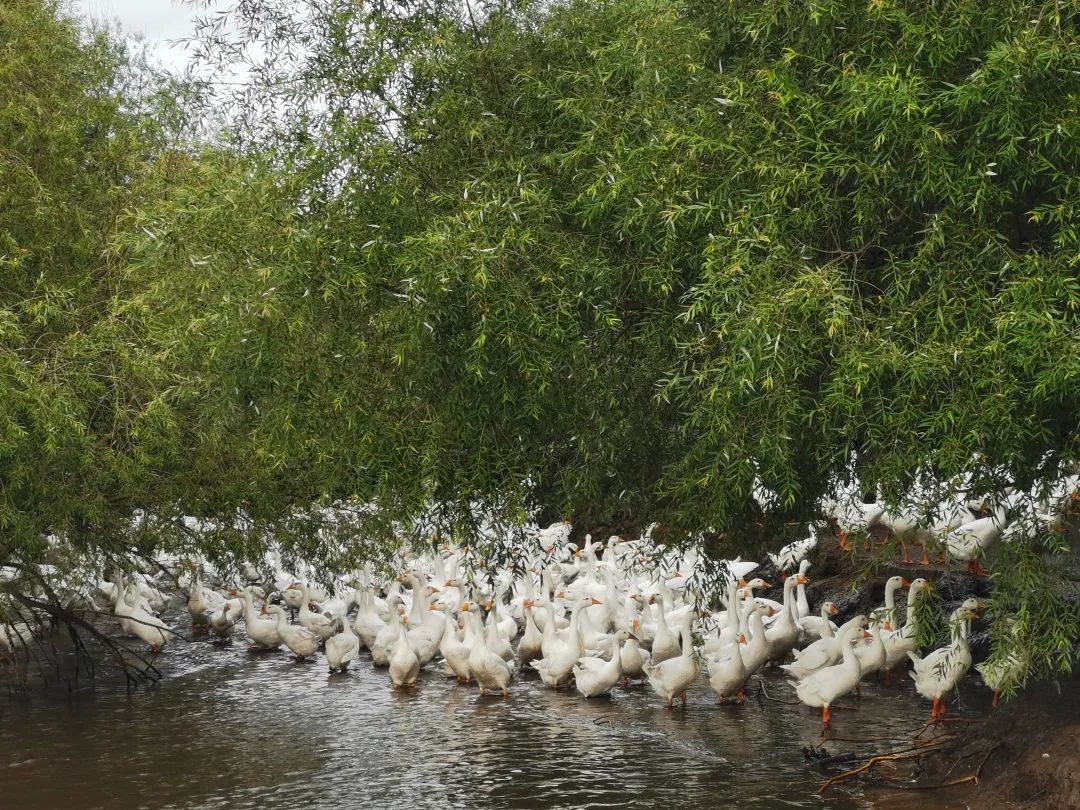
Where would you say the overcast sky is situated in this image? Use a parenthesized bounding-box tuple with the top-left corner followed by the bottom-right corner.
(73, 0, 212, 72)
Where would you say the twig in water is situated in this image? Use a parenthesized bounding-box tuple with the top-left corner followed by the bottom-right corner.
(876, 746, 997, 791)
(818, 738, 951, 795)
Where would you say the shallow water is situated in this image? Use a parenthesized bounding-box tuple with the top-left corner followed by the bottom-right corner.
(0, 617, 988, 810)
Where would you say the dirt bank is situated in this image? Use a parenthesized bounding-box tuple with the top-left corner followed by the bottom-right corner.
(870, 675, 1080, 808)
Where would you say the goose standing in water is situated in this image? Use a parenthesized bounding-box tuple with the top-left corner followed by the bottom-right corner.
(468, 611, 513, 697)
(909, 598, 983, 722)
(325, 621, 361, 673)
(573, 632, 624, 698)
(237, 588, 281, 650)
(793, 615, 870, 734)
(389, 611, 421, 689)
(266, 605, 320, 661)
(645, 622, 699, 708)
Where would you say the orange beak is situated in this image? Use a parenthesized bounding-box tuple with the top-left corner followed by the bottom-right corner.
(766, 607, 777, 617)
(737, 578, 748, 587)
(901, 578, 912, 587)
(590, 597, 602, 606)
(828, 604, 838, 615)
(796, 576, 809, 585)
(738, 633, 747, 644)
(761, 581, 772, 589)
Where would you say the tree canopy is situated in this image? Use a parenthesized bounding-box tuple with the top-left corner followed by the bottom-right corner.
(133, 0, 1080, 535)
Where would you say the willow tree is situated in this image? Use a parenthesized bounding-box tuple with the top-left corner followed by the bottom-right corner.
(118, 0, 1080, 681)
(0, 0, 225, 604)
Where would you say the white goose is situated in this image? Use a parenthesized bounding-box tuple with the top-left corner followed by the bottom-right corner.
(619, 631, 651, 687)
(325, 622, 360, 673)
(764, 574, 805, 663)
(352, 588, 385, 650)
(468, 611, 513, 697)
(389, 610, 420, 689)
(483, 610, 514, 663)
(881, 578, 931, 680)
(266, 605, 319, 661)
(705, 578, 744, 644)
(236, 588, 281, 650)
(873, 575, 911, 632)
(648, 596, 680, 664)
(516, 600, 543, 663)
(853, 619, 887, 688)
(793, 615, 870, 731)
(798, 601, 838, 645)
(440, 606, 473, 683)
(115, 582, 171, 652)
(909, 598, 982, 722)
(298, 583, 338, 640)
(531, 597, 594, 688)
(768, 530, 817, 576)
(794, 559, 812, 620)
(370, 596, 404, 667)
(706, 607, 766, 704)
(406, 592, 445, 667)
(644, 622, 699, 708)
(975, 618, 1028, 708)
(488, 589, 519, 642)
(208, 598, 243, 638)
(739, 602, 774, 676)
(781, 615, 868, 680)
(946, 507, 1007, 575)
(187, 574, 226, 633)
(573, 632, 624, 698)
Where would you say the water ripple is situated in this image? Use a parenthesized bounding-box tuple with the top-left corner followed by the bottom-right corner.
(0, 629, 971, 810)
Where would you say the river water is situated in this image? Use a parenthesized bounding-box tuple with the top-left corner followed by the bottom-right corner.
(0, 622, 985, 810)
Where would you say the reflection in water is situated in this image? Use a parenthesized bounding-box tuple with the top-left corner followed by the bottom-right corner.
(0, 630, 983, 810)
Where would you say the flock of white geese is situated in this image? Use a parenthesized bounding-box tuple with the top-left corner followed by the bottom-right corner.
(4, 470, 1076, 733)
